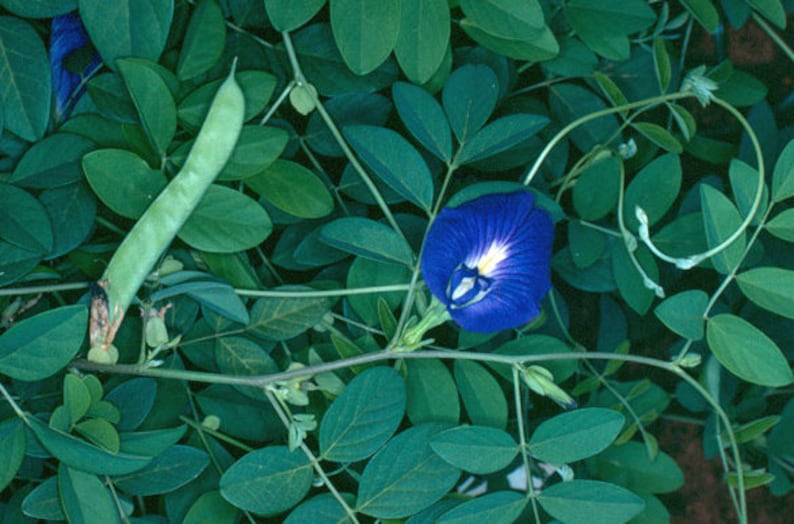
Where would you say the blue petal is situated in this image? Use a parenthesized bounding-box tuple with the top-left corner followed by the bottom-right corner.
(421, 191, 554, 333)
(50, 13, 101, 120)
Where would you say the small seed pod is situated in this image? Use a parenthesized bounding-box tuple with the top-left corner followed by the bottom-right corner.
(90, 63, 245, 355)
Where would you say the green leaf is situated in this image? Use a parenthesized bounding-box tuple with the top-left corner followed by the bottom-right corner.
(83, 149, 167, 219)
(265, 0, 326, 31)
(246, 159, 334, 219)
(393, 81, 452, 161)
(669, 103, 697, 142)
(716, 69, 768, 107)
(623, 153, 682, 229)
(9, 132, 95, 188)
(248, 289, 332, 341)
(406, 359, 460, 425)
(700, 184, 746, 274)
(0, 305, 87, 381)
(305, 92, 391, 157)
(543, 37, 598, 77)
(564, 0, 655, 60)
(573, 155, 621, 221)
(736, 267, 794, 319)
(218, 126, 288, 181)
(114, 445, 209, 495)
(178, 71, 276, 128)
(706, 314, 794, 387)
(176, 0, 226, 80)
(178, 184, 272, 253)
(765, 208, 794, 241)
(723, 415, 780, 445)
(538, 480, 645, 524)
(22, 476, 66, 520)
(549, 83, 620, 152)
(0, 419, 25, 492)
(568, 221, 607, 269)
(40, 183, 97, 258)
(0, 0, 76, 18)
(319, 367, 406, 462)
(344, 125, 434, 210)
(492, 335, 577, 384)
(437, 491, 526, 524)
(345, 257, 410, 325)
(592, 72, 629, 113)
(459, 19, 559, 62)
(680, 0, 720, 32)
(652, 37, 671, 92)
(105, 378, 158, 432)
(195, 385, 281, 442)
(78, 0, 173, 68)
(0, 17, 50, 141)
(63, 374, 92, 426)
(356, 423, 460, 518)
(0, 183, 52, 254)
(442, 65, 499, 144)
(320, 217, 414, 266)
(529, 408, 624, 465)
(58, 464, 120, 524)
(430, 425, 517, 474)
(612, 243, 659, 315)
(117, 58, 177, 156)
(0, 241, 41, 286)
(654, 290, 708, 340)
(120, 431, 186, 460)
(28, 416, 153, 475)
(747, 0, 786, 28)
(771, 139, 794, 202)
(74, 417, 120, 452)
(285, 493, 355, 523)
(729, 158, 767, 225)
(215, 337, 278, 397)
(453, 360, 507, 429)
(220, 446, 313, 515)
(292, 24, 400, 96)
(589, 441, 684, 493)
(330, 0, 400, 75)
(457, 113, 550, 164)
(459, 0, 545, 39)
(183, 491, 239, 524)
(394, 0, 450, 84)
(632, 122, 682, 153)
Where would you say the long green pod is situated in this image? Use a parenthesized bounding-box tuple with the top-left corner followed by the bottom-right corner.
(94, 65, 245, 349)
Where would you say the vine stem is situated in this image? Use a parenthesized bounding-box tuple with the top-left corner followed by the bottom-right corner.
(263, 389, 360, 523)
(522, 91, 692, 186)
(236, 284, 411, 299)
(73, 349, 692, 389)
(513, 367, 542, 522)
(69, 348, 747, 522)
(389, 158, 460, 348)
(280, 32, 406, 243)
(0, 282, 88, 296)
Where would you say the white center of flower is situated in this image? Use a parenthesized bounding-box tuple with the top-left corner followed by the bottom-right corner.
(450, 274, 478, 301)
(471, 242, 510, 277)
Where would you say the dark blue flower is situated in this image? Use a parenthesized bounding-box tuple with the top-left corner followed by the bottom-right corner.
(421, 191, 554, 333)
(50, 12, 102, 120)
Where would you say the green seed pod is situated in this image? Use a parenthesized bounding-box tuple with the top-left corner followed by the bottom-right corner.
(93, 64, 245, 350)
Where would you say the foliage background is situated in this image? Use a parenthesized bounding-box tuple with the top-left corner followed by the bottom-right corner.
(1, 0, 794, 522)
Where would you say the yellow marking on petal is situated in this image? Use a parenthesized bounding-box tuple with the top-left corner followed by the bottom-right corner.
(475, 242, 510, 276)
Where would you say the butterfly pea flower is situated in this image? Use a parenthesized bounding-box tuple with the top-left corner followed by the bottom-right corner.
(420, 191, 554, 333)
(50, 12, 102, 120)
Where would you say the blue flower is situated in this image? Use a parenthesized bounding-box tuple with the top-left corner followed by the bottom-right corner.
(50, 13, 102, 120)
(420, 191, 554, 333)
